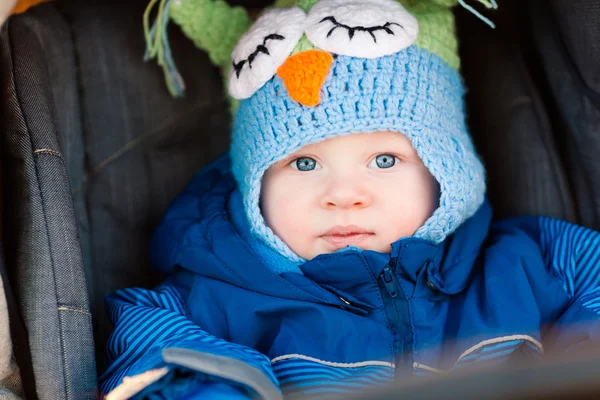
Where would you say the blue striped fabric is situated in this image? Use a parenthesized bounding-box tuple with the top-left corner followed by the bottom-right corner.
(454, 338, 542, 369)
(99, 285, 280, 396)
(538, 217, 600, 312)
(413, 337, 543, 377)
(578, 287, 600, 314)
(271, 357, 394, 398)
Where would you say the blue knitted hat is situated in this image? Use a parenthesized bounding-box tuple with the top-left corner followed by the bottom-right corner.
(228, 0, 490, 264)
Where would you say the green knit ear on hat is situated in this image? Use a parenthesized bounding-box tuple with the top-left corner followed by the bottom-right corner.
(144, 0, 252, 96)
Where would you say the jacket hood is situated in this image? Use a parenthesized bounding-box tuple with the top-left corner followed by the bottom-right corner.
(149, 154, 492, 304)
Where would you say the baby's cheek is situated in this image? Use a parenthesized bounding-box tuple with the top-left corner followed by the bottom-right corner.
(266, 192, 313, 240)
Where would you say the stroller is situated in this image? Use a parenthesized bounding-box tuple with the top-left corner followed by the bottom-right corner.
(0, 0, 598, 398)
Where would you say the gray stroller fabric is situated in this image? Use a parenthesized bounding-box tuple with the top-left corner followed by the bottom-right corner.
(0, 7, 97, 399)
(459, 2, 578, 223)
(460, 0, 600, 229)
(1, 0, 231, 397)
(530, 0, 600, 229)
(0, 8, 96, 399)
(54, 0, 231, 373)
(0, 257, 24, 400)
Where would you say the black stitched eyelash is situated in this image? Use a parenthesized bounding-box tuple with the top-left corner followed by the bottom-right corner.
(232, 34, 285, 78)
(319, 16, 403, 43)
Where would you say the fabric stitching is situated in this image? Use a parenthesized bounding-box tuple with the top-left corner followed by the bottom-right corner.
(57, 306, 92, 317)
(271, 354, 395, 368)
(33, 148, 64, 158)
(232, 33, 285, 78)
(319, 16, 403, 42)
(453, 335, 544, 367)
(8, 24, 71, 399)
(412, 362, 444, 374)
(85, 102, 215, 180)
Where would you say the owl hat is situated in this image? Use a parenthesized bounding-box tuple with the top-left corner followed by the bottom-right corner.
(145, 0, 497, 263)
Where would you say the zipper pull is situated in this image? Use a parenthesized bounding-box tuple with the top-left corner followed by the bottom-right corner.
(380, 264, 399, 298)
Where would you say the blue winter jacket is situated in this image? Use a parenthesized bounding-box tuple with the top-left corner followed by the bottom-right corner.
(99, 155, 600, 399)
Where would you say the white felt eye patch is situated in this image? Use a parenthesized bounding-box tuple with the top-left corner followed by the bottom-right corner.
(228, 7, 307, 100)
(304, 0, 419, 59)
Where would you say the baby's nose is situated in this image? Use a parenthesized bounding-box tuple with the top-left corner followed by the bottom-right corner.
(321, 180, 371, 210)
(276, 50, 333, 107)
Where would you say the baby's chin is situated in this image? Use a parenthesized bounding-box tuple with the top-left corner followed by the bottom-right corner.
(301, 242, 393, 261)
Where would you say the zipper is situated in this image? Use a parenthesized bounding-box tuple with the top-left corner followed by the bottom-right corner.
(378, 257, 413, 377)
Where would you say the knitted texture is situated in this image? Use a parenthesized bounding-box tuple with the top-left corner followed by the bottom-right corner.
(297, 0, 320, 12)
(231, 46, 486, 263)
(169, 0, 250, 67)
(149, 0, 496, 97)
(409, 3, 460, 70)
(291, 34, 318, 55)
(286, 0, 461, 70)
(304, 0, 419, 60)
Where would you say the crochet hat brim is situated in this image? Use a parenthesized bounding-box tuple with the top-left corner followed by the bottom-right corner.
(231, 46, 486, 263)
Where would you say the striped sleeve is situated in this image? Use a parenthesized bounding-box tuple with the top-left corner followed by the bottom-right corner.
(98, 284, 282, 400)
(538, 217, 600, 314)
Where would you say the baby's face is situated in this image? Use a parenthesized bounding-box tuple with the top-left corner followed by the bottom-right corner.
(261, 131, 439, 260)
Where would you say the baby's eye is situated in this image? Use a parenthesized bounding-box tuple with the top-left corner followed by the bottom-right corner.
(369, 154, 399, 169)
(291, 157, 320, 171)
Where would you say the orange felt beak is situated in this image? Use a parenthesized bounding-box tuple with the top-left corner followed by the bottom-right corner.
(276, 50, 333, 107)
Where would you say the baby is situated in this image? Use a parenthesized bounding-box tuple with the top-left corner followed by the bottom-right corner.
(99, 0, 600, 399)
(261, 130, 439, 260)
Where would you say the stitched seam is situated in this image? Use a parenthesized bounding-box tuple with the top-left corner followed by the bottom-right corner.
(33, 148, 64, 158)
(233, 33, 285, 78)
(57, 306, 92, 317)
(87, 134, 147, 178)
(85, 102, 216, 180)
(8, 24, 70, 398)
(453, 335, 544, 367)
(412, 362, 445, 373)
(271, 354, 395, 368)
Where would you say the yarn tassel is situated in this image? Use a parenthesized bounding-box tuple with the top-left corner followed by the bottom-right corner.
(458, 0, 498, 29)
(144, 0, 186, 97)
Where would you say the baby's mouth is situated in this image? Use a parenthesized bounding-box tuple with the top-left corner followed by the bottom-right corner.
(320, 226, 374, 249)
